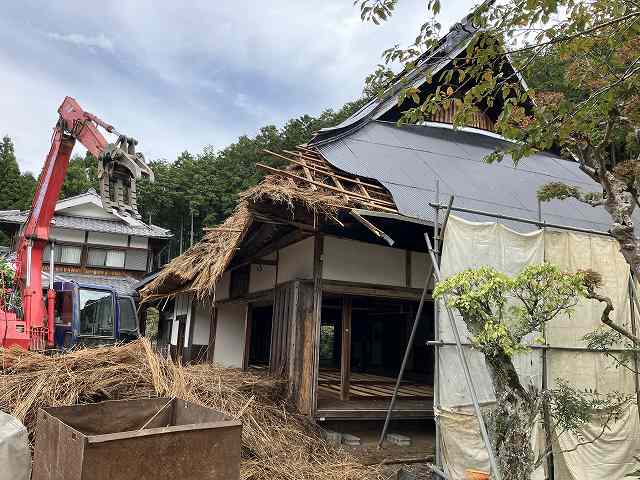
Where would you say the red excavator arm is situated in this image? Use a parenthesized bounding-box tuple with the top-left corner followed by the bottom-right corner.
(6, 96, 152, 350)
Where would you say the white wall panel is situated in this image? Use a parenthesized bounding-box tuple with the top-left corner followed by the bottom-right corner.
(216, 271, 231, 301)
(191, 301, 212, 345)
(249, 264, 276, 293)
(60, 204, 114, 219)
(277, 237, 314, 283)
(87, 232, 128, 247)
(411, 251, 433, 289)
(50, 227, 85, 243)
(129, 236, 149, 249)
(323, 236, 405, 286)
(213, 303, 247, 367)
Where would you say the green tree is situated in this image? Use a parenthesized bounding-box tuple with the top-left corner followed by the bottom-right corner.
(136, 97, 369, 256)
(59, 152, 99, 199)
(0, 136, 24, 210)
(434, 264, 629, 479)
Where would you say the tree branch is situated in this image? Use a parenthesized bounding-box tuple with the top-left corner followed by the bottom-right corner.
(585, 285, 640, 344)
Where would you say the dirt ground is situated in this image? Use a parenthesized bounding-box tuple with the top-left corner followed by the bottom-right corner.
(319, 419, 436, 479)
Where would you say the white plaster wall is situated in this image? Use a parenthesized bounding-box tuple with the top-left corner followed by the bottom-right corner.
(191, 301, 212, 345)
(213, 303, 247, 367)
(129, 236, 149, 249)
(411, 251, 433, 289)
(87, 232, 129, 247)
(277, 237, 314, 283)
(170, 293, 192, 346)
(216, 271, 231, 301)
(323, 236, 406, 286)
(249, 264, 276, 293)
(50, 227, 85, 243)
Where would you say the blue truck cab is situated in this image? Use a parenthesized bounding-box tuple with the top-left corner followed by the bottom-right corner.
(52, 279, 139, 349)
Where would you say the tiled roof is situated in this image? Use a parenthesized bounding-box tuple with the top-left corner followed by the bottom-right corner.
(0, 209, 171, 238)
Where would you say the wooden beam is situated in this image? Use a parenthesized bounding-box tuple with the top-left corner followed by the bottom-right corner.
(242, 305, 253, 371)
(229, 228, 312, 272)
(321, 279, 426, 301)
(252, 259, 277, 266)
(340, 296, 352, 401)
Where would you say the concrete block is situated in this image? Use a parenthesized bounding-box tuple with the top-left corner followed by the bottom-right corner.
(341, 433, 361, 446)
(320, 429, 342, 446)
(386, 433, 412, 446)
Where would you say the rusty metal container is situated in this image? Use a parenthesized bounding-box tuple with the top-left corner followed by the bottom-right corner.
(32, 398, 241, 480)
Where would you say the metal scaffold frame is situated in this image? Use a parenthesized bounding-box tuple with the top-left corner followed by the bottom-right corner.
(379, 190, 640, 480)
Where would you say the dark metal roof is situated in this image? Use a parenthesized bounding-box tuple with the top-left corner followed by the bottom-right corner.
(0, 210, 171, 238)
(317, 121, 616, 232)
(43, 271, 139, 297)
(311, 17, 479, 145)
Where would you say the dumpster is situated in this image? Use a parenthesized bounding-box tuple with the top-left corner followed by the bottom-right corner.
(32, 397, 242, 480)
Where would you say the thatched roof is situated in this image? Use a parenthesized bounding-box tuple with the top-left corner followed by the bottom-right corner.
(140, 147, 398, 301)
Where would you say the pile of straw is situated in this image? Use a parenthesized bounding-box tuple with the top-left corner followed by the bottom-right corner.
(0, 339, 383, 480)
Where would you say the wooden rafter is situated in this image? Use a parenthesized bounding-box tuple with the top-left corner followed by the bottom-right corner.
(261, 147, 399, 214)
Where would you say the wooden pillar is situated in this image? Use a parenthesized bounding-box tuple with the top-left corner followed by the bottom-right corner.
(207, 306, 218, 364)
(311, 233, 324, 414)
(340, 296, 352, 401)
(242, 305, 252, 370)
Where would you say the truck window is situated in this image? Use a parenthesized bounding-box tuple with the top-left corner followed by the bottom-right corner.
(79, 289, 114, 337)
(118, 298, 138, 332)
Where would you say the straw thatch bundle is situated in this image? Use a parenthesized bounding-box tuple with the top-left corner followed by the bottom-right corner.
(0, 339, 383, 480)
(141, 172, 349, 301)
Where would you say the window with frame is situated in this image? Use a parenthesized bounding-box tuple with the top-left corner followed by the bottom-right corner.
(79, 288, 114, 337)
(43, 244, 82, 265)
(87, 248, 126, 268)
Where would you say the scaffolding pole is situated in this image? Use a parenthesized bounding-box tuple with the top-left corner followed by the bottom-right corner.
(433, 180, 442, 467)
(425, 232, 502, 480)
(376, 195, 453, 448)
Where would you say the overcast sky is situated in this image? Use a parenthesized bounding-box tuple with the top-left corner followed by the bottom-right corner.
(0, 0, 476, 173)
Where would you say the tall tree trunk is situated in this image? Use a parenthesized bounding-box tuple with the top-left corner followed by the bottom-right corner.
(601, 172, 640, 276)
(484, 353, 537, 480)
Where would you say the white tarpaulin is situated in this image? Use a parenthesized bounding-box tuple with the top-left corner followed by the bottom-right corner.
(436, 216, 640, 479)
(438, 215, 544, 408)
(544, 230, 640, 479)
(437, 215, 545, 479)
(0, 411, 31, 480)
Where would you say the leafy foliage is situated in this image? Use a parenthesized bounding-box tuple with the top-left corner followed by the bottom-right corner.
(60, 153, 99, 199)
(433, 264, 630, 477)
(0, 256, 20, 313)
(434, 264, 586, 358)
(0, 136, 37, 212)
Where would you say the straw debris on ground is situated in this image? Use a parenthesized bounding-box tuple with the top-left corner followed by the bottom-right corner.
(0, 339, 385, 480)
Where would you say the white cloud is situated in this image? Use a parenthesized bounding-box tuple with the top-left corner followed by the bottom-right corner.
(47, 32, 114, 52)
(1, 0, 478, 174)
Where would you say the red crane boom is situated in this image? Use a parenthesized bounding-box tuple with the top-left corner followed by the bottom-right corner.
(2, 97, 152, 350)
